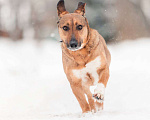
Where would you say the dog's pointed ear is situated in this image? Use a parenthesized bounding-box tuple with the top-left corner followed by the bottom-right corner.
(74, 2, 86, 16)
(57, 0, 69, 18)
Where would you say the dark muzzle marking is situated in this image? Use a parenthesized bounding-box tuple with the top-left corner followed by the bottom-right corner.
(70, 38, 78, 48)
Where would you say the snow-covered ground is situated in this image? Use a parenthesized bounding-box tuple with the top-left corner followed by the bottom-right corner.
(0, 38, 150, 120)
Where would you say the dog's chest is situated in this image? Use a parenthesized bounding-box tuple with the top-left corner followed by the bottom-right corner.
(72, 56, 101, 85)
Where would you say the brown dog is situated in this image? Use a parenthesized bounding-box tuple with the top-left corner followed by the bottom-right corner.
(57, 0, 111, 113)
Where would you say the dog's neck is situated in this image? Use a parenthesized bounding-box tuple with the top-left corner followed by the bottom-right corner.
(62, 28, 100, 66)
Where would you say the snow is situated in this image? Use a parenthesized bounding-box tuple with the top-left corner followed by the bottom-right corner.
(0, 38, 150, 120)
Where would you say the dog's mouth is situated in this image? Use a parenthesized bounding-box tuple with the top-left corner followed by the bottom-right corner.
(66, 41, 83, 51)
(67, 46, 83, 51)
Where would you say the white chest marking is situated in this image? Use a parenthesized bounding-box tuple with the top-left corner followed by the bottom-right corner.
(72, 56, 101, 85)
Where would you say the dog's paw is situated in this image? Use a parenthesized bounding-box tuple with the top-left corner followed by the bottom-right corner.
(92, 83, 105, 103)
(81, 111, 94, 117)
(93, 93, 104, 103)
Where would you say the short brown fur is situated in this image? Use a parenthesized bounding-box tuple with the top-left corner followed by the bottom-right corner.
(57, 0, 111, 113)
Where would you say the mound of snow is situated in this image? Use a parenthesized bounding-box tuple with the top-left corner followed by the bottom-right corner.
(0, 38, 150, 120)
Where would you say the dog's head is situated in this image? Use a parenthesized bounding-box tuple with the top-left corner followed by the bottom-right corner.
(57, 0, 89, 51)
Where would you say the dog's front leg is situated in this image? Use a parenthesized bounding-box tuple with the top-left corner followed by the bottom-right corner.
(82, 85, 96, 112)
(93, 67, 110, 110)
(70, 84, 90, 113)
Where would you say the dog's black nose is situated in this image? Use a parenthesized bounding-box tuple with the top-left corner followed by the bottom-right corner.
(70, 39, 78, 48)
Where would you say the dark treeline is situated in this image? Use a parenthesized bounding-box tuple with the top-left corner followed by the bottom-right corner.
(0, 0, 150, 42)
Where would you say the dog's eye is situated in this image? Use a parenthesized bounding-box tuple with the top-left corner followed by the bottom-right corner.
(63, 26, 69, 31)
(77, 25, 83, 30)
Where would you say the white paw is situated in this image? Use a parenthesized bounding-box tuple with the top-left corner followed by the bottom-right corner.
(81, 111, 94, 117)
(93, 93, 104, 103)
(92, 83, 105, 103)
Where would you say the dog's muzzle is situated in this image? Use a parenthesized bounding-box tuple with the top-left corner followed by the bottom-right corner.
(70, 40, 78, 48)
(67, 38, 82, 51)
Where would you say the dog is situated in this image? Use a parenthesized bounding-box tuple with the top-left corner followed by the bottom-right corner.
(57, 0, 111, 113)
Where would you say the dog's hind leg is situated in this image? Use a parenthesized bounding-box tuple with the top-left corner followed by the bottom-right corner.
(96, 102, 103, 111)
(70, 84, 90, 113)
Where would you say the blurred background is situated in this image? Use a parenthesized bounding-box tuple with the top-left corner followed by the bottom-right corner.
(0, 0, 150, 42)
(0, 0, 150, 119)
